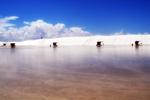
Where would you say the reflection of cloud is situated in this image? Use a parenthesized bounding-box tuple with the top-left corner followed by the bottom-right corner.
(0, 16, 90, 41)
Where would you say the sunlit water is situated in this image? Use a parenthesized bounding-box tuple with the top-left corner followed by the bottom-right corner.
(0, 46, 150, 100)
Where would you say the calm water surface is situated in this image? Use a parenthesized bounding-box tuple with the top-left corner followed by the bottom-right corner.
(0, 46, 150, 100)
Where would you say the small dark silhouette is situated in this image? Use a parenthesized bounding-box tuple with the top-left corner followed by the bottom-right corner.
(53, 42, 57, 47)
(96, 41, 103, 47)
(134, 41, 143, 49)
(10, 43, 15, 48)
(131, 43, 133, 46)
(135, 41, 140, 46)
(3, 43, 6, 46)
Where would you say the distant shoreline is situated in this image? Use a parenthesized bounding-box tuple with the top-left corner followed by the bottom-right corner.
(0, 35, 150, 47)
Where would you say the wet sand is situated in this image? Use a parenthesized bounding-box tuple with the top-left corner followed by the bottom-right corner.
(0, 46, 150, 100)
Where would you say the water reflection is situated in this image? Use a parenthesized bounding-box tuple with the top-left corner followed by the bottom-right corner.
(1, 46, 150, 76)
(0, 46, 150, 100)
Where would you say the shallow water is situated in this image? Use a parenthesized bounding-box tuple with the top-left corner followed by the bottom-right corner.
(0, 46, 150, 100)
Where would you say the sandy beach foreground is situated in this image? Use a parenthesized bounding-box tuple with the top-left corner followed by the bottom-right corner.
(0, 46, 149, 100)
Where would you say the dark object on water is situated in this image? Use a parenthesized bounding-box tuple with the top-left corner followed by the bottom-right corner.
(10, 43, 15, 48)
(96, 41, 103, 47)
(135, 41, 140, 47)
(131, 43, 134, 46)
(53, 42, 57, 47)
(3, 43, 6, 46)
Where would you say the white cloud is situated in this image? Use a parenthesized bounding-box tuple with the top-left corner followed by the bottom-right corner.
(0, 17, 90, 41)
(3, 16, 19, 20)
(0, 16, 19, 27)
(1, 16, 148, 41)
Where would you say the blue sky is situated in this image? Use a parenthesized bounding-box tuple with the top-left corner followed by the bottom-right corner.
(0, 0, 150, 40)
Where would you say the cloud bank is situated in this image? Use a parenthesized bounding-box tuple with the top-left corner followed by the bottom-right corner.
(0, 16, 90, 41)
(0, 16, 149, 41)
